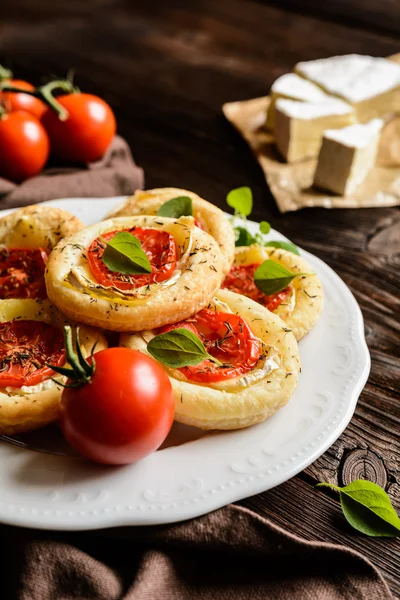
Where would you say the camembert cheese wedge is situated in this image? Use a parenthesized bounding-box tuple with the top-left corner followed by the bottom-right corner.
(313, 118, 383, 196)
(295, 54, 400, 122)
(274, 98, 355, 162)
(267, 73, 331, 130)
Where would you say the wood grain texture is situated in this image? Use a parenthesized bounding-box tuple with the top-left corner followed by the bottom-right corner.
(0, 0, 399, 594)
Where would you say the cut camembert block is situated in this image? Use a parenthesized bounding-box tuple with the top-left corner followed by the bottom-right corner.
(266, 73, 331, 130)
(274, 98, 355, 162)
(295, 54, 400, 122)
(313, 118, 383, 196)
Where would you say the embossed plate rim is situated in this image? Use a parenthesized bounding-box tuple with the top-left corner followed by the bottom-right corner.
(0, 197, 370, 530)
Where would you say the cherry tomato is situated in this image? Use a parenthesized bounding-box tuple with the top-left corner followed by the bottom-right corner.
(222, 263, 291, 311)
(0, 111, 50, 182)
(60, 348, 175, 465)
(88, 227, 177, 291)
(0, 80, 46, 119)
(0, 248, 48, 299)
(0, 320, 65, 388)
(41, 93, 116, 163)
(161, 309, 261, 383)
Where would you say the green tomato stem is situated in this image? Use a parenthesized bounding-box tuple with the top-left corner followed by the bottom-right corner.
(0, 65, 12, 81)
(0, 79, 77, 121)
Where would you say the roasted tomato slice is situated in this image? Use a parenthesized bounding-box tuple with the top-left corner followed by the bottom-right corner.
(87, 227, 178, 291)
(0, 248, 48, 299)
(160, 309, 260, 383)
(0, 320, 65, 388)
(222, 263, 291, 311)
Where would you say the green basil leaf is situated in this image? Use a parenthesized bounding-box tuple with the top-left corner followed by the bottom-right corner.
(234, 226, 256, 247)
(259, 221, 271, 234)
(157, 196, 193, 218)
(147, 328, 221, 368)
(226, 186, 253, 217)
(266, 240, 300, 255)
(254, 260, 298, 295)
(317, 480, 400, 537)
(101, 232, 151, 274)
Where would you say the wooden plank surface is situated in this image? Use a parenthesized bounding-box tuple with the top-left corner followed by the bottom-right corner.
(1, 0, 399, 595)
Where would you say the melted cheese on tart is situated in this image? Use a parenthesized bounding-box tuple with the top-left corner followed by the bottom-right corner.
(45, 215, 225, 332)
(108, 187, 235, 275)
(121, 289, 301, 431)
(139, 298, 282, 392)
(231, 244, 323, 340)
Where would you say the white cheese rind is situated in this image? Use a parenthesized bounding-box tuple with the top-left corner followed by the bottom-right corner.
(276, 98, 353, 119)
(323, 118, 383, 148)
(295, 54, 400, 121)
(271, 73, 330, 101)
(274, 99, 355, 162)
(267, 73, 333, 130)
(313, 118, 383, 196)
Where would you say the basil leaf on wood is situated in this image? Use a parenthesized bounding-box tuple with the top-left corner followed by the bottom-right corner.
(226, 186, 253, 217)
(157, 196, 193, 218)
(101, 232, 151, 274)
(147, 328, 222, 368)
(266, 240, 300, 255)
(254, 260, 309, 295)
(317, 480, 400, 537)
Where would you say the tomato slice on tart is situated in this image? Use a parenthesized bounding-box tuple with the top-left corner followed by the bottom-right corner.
(222, 263, 290, 311)
(0, 320, 65, 388)
(160, 309, 261, 383)
(0, 248, 48, 300)
(88, 227, 178, 291)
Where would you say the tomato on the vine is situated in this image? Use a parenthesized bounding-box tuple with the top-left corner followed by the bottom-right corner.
(55, 329, 174, 465)
(41, 93, 116, 163)
(0, 80, 46, 119)
(0, 110, 50, 182)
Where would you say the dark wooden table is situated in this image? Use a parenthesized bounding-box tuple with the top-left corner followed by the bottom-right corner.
(1, 0, 399, 595)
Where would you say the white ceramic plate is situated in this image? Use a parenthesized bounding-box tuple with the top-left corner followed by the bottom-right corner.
(0, 197, 370, 530)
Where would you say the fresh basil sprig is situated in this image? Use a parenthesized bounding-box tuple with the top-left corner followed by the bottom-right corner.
(266, 240, 300, 256)
(317, 480, 400, 537)
(157, 196, 193, 219)
(226, 186, 299, 254)
(101, 232, 151, 274)
(147, 328, 222, 369)
(254, 260, 310, 295)
(226, 186, 253, 217)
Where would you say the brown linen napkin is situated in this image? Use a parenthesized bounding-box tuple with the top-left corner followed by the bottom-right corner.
(3, 505, 392, 600)
(0, 136, 144, 209)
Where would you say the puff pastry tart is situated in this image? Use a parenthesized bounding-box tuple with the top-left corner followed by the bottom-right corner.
(0, 299, 107, 435)
(110, 188, 235, 275)
(121, 289, 300, 430)
(0, 204, 82, 300)
(45, 215, 225, 331)
(222, 245, 323, 340)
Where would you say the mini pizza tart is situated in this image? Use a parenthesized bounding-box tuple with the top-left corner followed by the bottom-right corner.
(110, 188, 235, 274)
(222, 245, 323, 340)
(0, 299, 107, 435)
(121, 289, 300, 430)
(45, 215, 225, 331)
(0, 204, 83, 301)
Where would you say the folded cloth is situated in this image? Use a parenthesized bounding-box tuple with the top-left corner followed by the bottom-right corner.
(2, 505, 392, 600)
(0, 136, 144, 209)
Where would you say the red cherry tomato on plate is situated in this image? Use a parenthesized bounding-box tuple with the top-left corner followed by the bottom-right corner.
(0, 111, 50, 182)
(60, 347, 175, 465)
(41, 93, 116, 163)
(0, 80, 46, 119)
